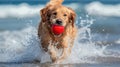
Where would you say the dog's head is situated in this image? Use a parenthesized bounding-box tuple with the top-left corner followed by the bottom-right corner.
(40, 0, 76, 27)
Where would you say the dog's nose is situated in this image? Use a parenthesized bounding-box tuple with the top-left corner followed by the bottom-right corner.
(56, 19, 62, 25)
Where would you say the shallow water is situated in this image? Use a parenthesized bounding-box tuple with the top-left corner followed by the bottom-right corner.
(0, 16, 120, 64)
(0, 2, 120, 66)
(1, 62, 120, 67)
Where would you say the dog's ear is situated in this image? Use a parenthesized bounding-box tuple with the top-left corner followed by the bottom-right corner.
(40, 7, 51, 22)
(40, 8, 47, 22)
(68, 7, 76, 27)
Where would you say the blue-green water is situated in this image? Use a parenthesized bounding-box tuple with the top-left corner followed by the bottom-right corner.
(0, 1, 120, 67)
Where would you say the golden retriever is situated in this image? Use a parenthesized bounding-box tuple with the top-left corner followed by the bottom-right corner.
(38, 0, 77, 63)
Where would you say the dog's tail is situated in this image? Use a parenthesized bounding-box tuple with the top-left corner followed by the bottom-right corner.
(47, 0, 64, 6)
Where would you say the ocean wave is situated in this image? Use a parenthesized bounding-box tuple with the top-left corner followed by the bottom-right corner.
(0, 16, 120, 63)
(0, 3, 43, 18)
(0, 26, 104, 63)
(0, 26, 42, 62)
(0, 3, 79, 18)
(85, 2, 120, 17)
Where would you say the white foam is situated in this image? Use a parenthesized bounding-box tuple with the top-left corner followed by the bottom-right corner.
(0, 26, 42, 62)
(0, 16, 120, 63)
(0, 3, 43, 18)
(85, 2, 120, 17)
(115, 39, 120, 44)
(0, 3, 78, 18)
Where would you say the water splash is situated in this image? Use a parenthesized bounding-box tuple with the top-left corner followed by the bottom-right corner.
(63, 15, 120, 64)
(0, 15, 120, 63)
(0, 26, 41, 62)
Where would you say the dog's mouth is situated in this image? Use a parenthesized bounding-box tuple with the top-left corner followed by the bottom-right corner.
(51, 24, 65, 36)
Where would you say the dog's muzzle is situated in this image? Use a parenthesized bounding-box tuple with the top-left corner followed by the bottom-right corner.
(55, 19, 62, 25)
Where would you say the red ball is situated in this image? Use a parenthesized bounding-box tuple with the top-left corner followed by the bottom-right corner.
(52, 25, 64, 35)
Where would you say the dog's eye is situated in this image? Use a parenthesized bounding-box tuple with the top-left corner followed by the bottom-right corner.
(64, 14, 67, 16)
(53, 12, 57, 15)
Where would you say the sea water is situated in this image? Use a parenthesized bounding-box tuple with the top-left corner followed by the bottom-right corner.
(0, 2, 120, 66)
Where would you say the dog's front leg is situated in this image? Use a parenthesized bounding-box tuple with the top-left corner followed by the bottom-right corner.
(55, 40, 73, 63)
(55, 40, 69, 63)
(55, 47, 68, 63)
(48, 43, 57, 62)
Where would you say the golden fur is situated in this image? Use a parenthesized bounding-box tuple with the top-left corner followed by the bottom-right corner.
(38, 0, 77, 63)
